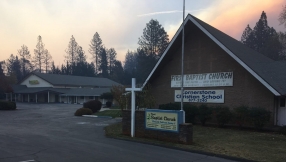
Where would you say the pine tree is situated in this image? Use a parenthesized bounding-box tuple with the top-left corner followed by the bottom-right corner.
(241, 11, 282, 60)
(65, 35, 78, 65)
(33, 35, 47, 73)
(107, 48, 117, 76)
(138, 19, 169, 57)
(43, 50, 52, 73)
(76, 46, 86, 63)
(98, 47, 108, 77)
(17, 44, 31, 76)
(89, 32, 103, 74)
(279, 5, 286, 28)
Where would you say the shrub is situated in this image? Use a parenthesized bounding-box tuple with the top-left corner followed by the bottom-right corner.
(233, 105, 249, 127)
(184, 104, 198, 124)
(280, 126, 286, 135)
(0, 101, 16, 110)
(197, 104, 212, 126)
(106, 101, 112, 108)
(74, 108, 93, 116)
(213, 106, 232, 127)
(83, 100, 102, 113)
(248, 107, 271, 130)
(158, 103, 198, 124)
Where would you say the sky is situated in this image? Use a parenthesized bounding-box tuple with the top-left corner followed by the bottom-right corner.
(0, 0, 285, 66)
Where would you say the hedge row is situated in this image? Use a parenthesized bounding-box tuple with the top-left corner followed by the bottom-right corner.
(159, 103, 271, 130)
(0, 100, 17, 110)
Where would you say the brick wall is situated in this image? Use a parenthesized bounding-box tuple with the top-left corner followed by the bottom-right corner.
(148, 23, 275, 125)
(122, 110, 193, 145)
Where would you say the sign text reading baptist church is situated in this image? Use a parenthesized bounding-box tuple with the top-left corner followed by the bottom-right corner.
(171, 72, 233, 87)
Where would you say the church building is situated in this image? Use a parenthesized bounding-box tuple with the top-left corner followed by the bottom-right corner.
(141, 14, 286, 126)
(6, 72, 121, 105)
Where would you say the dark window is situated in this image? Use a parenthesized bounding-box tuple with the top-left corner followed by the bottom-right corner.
(89, 96, 94, 99)
(280, 98, 285, 107)
(80, 96, 84, 99)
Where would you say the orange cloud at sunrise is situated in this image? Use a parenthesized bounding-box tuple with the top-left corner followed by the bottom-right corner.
(201, 0, 285, 40)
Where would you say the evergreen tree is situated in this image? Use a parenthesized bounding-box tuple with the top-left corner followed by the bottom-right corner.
(89, 32, 103, 74)
(33, 35, 47, 73)
(241, 11, 282, 60)
(50, 61, 61, 74)
(110, 60, 124, 84)
(65, 35, 78, 65)
(98, 47, 108, 77)
(17, 44, 31, 76)
(43, 50, 52, 73)
(138, 19, 169, 57)
(279, 5, 286, 28)
(76, 46, 86, 63)
(107, 48, 117, 76)
(5, 54, 21, 83)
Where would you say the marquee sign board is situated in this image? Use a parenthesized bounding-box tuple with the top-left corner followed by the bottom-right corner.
(145, 109, 184, 133)
(174, 90, 224, 103)
(171, 72, 233, 87)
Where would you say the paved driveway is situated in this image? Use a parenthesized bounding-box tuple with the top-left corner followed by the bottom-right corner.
(0, 103, 236, 162)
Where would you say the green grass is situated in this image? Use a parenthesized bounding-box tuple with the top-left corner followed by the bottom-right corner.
(105, 122, 286, 162)
(94, 110, 122, 118)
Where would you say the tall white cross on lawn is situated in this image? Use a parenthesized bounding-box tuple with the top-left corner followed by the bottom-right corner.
(125, 78, 142, 137)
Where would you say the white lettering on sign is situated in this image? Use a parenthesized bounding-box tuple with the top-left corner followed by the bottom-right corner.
(171, 72, 233, 87)
(174, 90, 224, 103)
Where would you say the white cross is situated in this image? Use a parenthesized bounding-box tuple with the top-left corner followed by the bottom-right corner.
(125, 78, 142, 137)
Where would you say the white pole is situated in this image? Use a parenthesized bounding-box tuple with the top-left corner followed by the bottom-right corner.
(48, 91, 50, 103)
(131, 78, 136, 137)
(180, 0, 186, 123)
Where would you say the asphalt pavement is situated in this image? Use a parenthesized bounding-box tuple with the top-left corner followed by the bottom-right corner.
(0, 103, 237, 162)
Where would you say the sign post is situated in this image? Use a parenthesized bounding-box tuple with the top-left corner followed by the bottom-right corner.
(125, 78, 142, 137)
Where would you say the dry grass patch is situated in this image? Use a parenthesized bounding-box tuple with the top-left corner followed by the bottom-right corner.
(105, 123, 286, 162)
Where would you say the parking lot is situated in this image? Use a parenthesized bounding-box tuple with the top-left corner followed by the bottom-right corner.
(0, 103, 235, 162)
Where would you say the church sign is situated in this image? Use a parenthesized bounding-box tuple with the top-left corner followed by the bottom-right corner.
(171, 72, 233, 87)
(145, 109, 184, 133)
(29, 80, 39, 85)
(174, 90, 224, 103)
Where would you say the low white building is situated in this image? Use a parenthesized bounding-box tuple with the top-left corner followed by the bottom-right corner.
(6, 72, 121, 104)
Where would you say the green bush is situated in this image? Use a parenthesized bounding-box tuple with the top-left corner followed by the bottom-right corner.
(106, 101, 112, 108)
(74, 108, 93, 116)
(233, 105, 249, 127)
(158, 103, 198, 124)
(280, 126, 286, 135)
(213, 106, 232, 127)
(197, 104, 212, 126)
(83, 100, 102, 113)
(248, 107, 271, 130)
(0, 101, 16, 110)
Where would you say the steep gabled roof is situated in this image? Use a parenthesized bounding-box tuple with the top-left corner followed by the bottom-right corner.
(142, 14, 286, 96)
(20, 72, 121, 87)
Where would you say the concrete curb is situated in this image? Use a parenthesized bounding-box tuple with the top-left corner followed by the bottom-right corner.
(82, 115, 112, 118)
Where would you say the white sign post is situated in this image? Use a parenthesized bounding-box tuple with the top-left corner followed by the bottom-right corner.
(125, 78, 142, 137)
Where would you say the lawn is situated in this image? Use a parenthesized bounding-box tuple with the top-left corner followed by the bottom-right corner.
(105, 122, 286, 162)
(94, 110, 122, 118)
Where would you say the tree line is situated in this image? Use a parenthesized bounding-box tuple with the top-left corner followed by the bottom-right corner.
(241, 9, 286, 60)
(0, 19, 169, 86)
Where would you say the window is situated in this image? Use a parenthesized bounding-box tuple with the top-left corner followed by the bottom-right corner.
(280, 98, 285, 107)
(89, 96, 94, 99)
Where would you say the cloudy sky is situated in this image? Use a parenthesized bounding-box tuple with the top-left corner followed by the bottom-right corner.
(0, 0, 285, 66)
